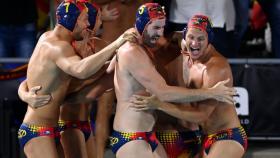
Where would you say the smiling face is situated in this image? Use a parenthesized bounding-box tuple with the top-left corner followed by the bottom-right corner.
(142, 18, 165, 47)
(185, 27, 208, 60)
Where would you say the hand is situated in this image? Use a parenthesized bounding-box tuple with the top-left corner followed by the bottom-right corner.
(25, 86, 52, 109)
(74, 40, 93, 58)
(129, 95, 161, 111)
(75, 31, 96, 58)
(122, 28, 138, 43)
(209, 78, 237, 104)
(115, 28, 138, 48)
(101, 4, 119, 21)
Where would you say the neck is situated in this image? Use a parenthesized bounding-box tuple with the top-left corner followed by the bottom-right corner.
(53, 25, 74, 43)
(141, 44, 157, 64)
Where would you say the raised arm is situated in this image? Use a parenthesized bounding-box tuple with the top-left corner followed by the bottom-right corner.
(122, 44, 235, 104)
(56, 30, 135, 79)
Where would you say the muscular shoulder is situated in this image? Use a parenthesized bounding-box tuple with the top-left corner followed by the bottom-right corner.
(204, 53, 233, 86)
(117, 42, 149, 64)
(47, 40, 76, 58)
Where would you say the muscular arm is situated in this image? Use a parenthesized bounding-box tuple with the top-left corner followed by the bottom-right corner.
(122, 44, 235, 103)
(157, 102, 208, 123)
(195, 59, 234, 119)
(134, 58, 234, 123)
(55, 36, 124, 79)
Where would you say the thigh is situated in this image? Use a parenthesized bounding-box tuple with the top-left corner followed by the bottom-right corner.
(57, 143, 65, 158)
(86, 133, 97, 158)
(24, 136, 59, 158)
(204, 140, 245, 158)
(153, 142, 168, 158)
(61, 129, 88, 158)
(116, 140, 154, 158)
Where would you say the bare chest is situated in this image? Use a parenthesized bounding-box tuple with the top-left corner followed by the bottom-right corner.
(184, 63, 206, 89)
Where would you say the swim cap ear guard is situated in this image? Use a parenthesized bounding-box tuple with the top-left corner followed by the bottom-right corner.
(135, 3, 166, 35)
(84, 2, 99, 30)
(182, 15, 214, 43)
(56, 1, 81, 32)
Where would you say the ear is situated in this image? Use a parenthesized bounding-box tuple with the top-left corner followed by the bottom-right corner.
(181, 39, 186, 50)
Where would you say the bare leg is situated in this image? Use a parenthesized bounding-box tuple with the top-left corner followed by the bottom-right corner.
(95, 90, 115, 158)
(57, 143, 65, 158)
(116, 140, 154, 158)
(24, 137, 59, 158)
(59, 104, 89, 158)
(153, 142, 168, 158)
(85, 90, 114, 158)
(204, 140, 245, 158)
(86, 133, 97, 158)
(81, 72, 115, 158)
(60, 129, 88, 158)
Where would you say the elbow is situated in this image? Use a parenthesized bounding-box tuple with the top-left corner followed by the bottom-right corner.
(73, 72, 87, 79)
(18, 90, 24, 100)
(69, 67, 88, 79)
(76, 72, 88, 79)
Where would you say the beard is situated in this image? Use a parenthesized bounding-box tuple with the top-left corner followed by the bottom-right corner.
(142, 32, 159, 48)
(73, 33, 83, 41)
(72, 28, 86, 41)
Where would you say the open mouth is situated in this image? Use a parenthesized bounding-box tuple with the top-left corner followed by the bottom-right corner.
(152, 35, 160, 41)
(189, 46, 201, 56)
(190, 46, 200, 52)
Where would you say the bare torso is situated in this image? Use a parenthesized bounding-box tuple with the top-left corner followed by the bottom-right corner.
(154, 46, 240, 133)
(154, 55, 198, 131)
(184, 47, 240, 134)
(23, 31, 74, 126)
(113, 42, 155, 132)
